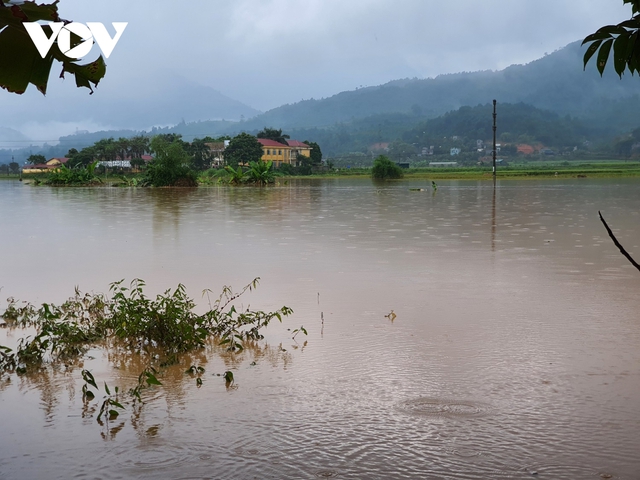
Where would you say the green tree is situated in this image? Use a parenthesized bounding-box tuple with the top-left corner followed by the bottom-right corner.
(26, 154, 46, 165)
(67, 146, 97, 168)
(257, 128, 289, 145)
(0, 1, 107, 94)
(129, 135, 150, 159)
(583, 0, 640, 77)
(388, 141, 417, 161)
(371, 155, 403, 179)
(303, 140, 323, 166)
(144, 136, 196, 187)
(9, 162, 19, 174)
(115, 137, 131, 161)
(188, 138, 213, 171)
(93, 138, 118, 162)
(224, 133, 263, 168)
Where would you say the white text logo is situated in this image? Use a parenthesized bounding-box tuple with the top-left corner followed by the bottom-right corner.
(24, 22, 128, 59)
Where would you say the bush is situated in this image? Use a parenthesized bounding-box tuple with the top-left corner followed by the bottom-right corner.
(144, 137, 197, 187)
(277, 163, 294, 175)
(371, 155, 403, 179)
(46, 161, 103, 186)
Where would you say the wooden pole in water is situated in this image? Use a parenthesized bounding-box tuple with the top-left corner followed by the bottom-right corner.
(492, 99, 497, 179)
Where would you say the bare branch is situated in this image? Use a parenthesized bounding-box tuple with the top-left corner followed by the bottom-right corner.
(599, 211, 640, 272)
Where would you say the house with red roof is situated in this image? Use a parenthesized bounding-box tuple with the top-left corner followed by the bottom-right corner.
(22, 157, 69, 174)
(257, 139, 311, 167)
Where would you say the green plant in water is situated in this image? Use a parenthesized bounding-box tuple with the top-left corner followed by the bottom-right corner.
(291, 325, 308, 340)
(46, 161, 103, 186)
(247, 160, 276, 185)
(1, 278, 292, 374)
(1, 279, 292, 429)
(117, 175, 140, 187)
(223, 165, 247, 185)
(186, 365, 205, 387)
(81, 369, 127, 423)
(128, 367, 162, 405)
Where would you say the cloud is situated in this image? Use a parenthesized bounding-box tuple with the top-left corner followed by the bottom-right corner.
(1, 0, 633, 135)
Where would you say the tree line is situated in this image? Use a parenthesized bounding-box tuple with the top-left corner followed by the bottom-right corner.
(5, 129, 324, 186)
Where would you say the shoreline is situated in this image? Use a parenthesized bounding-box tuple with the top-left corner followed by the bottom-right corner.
(6, 162, 640, 184)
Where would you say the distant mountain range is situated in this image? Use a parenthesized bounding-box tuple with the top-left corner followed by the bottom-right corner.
(240, 40, 640, 131)
(4, 40, 640, 162)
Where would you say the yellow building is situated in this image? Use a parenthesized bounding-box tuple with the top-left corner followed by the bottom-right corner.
(22, 157, 68, 174)
(257, 139, 312, 167)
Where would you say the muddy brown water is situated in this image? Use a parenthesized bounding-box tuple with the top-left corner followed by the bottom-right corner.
(1, 178, 639, 479)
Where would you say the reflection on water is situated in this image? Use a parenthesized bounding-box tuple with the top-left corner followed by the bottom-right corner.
(1, 178, 640, 479)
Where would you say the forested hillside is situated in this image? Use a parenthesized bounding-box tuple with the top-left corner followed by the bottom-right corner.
(240, 40, 640, 132)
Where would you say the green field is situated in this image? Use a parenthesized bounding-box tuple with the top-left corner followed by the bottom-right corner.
(308, 160, 640, 180)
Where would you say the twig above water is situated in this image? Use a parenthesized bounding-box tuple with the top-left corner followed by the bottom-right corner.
(599, 211, 640, 273)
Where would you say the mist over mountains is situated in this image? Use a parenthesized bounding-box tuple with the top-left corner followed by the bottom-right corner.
(241, 41, 640, 131)
(3, 40, 640, 162)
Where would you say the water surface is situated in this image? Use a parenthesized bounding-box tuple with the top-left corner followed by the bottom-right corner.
(1, 178, 639, 479)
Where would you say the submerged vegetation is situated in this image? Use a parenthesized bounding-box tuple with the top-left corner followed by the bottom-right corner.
(0, 279, 293, 427)
(46, 161, 103, 186)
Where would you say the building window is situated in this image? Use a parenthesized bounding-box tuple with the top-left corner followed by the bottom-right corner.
(267, 149, 270, 155)
(278, 150, 282, 156)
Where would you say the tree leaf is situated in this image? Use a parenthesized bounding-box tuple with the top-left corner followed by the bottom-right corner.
(597, 38, 614, 76)
(614, 33, 631, 76)
(596, 25, 627, 36)
(144, 372, 162, 386)
(0, 23, 54, 94)
(618, 18, 640, 29)
(582, 32, 612, 45)
(61, 56, 106, 93)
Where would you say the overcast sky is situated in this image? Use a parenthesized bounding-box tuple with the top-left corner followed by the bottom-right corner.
(0, 0, 634, 142)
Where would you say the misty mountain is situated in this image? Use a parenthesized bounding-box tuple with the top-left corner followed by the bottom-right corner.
(0, 74, 260, 133)
(240, 41, 640, 132)
(0, 127, 30, 150)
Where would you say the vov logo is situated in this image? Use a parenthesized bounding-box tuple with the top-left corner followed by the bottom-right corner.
(24, 22, 128, 60)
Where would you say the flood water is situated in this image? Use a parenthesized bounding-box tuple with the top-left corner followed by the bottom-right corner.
(1, 178, 639, 479)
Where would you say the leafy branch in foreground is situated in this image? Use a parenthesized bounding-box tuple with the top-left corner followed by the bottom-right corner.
(583, 0, 640, 77)
(0, 0, 107, 94)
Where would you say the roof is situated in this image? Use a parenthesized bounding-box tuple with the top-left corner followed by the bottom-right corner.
(115, 155, 153, 161)
(205, 142, 225, 150)
(257, 138, 289, 147)
(286, 140, 310, 148)
(23, 164, 49, 169)
(47, 157, 69, 164)
(516, 144, 535, 154)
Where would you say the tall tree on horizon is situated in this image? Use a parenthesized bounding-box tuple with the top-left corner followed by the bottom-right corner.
(257, 128, 290, 145)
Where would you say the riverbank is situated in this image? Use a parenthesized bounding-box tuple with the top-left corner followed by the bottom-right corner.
(302, 161, 640, 180)
(7, 160, 640, 184)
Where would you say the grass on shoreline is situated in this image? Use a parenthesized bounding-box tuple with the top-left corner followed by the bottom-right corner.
(7, 160, 640, 184)
(295, 161, 640, 180)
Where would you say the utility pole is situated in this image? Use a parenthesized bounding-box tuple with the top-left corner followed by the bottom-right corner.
(492, 100, 497, 179)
